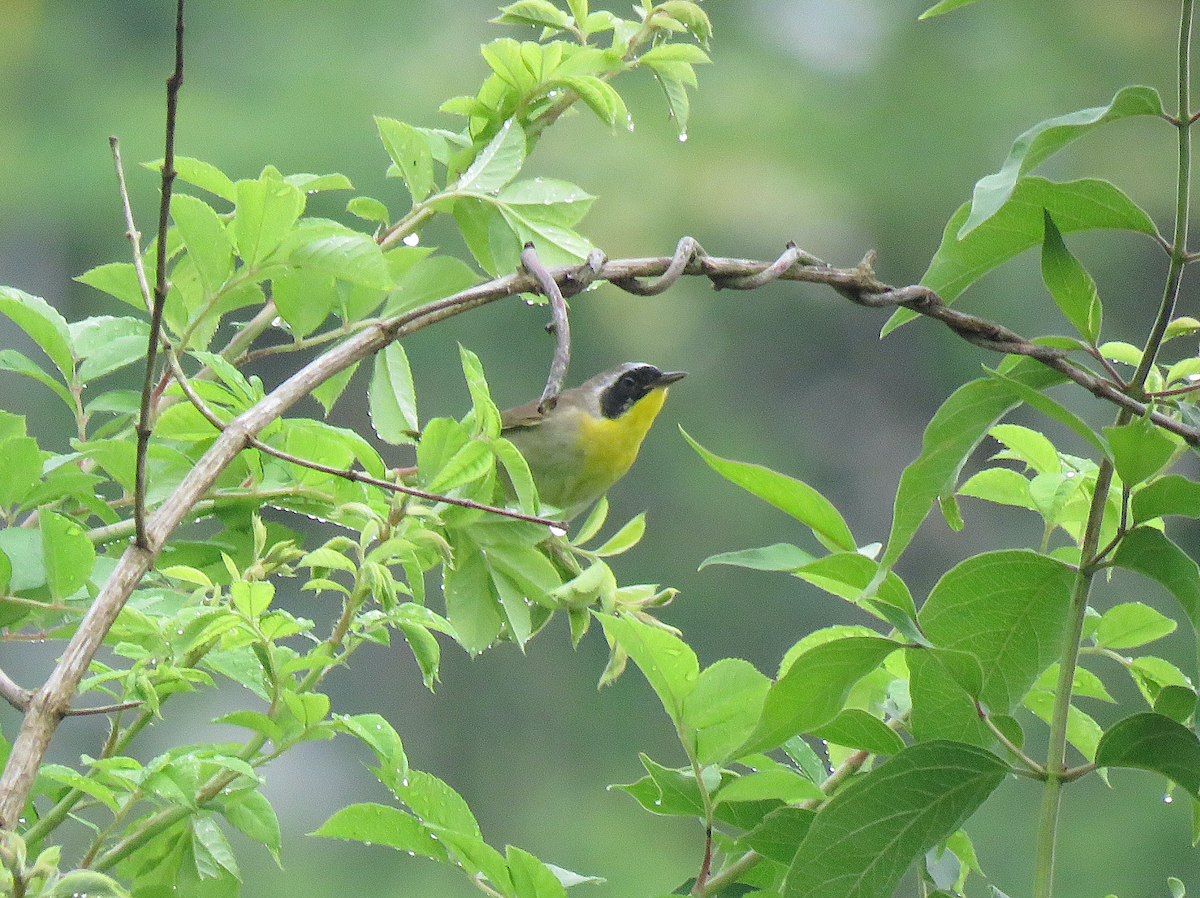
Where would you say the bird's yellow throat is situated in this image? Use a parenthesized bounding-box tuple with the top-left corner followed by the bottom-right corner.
(576, 386, 670, 485)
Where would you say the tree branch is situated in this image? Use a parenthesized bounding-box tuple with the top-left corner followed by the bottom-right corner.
(4, 237, 1194, 827)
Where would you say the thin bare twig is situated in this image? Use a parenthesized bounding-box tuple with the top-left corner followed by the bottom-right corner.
(520, 242, 573, 413)
(133, 0, 186, 550)
(108, 138, 155, 315)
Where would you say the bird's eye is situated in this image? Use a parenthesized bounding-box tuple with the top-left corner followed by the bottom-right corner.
(620, 374, 637, 389)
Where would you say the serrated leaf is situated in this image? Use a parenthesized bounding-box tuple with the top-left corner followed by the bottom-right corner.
(376, 116, 435, 202)
(369, 343, 419, 444)
(599, 612, 698, 724)
(235, 175, 306, 268)
(171, 194, 234, 297)
(457, 118, 527, 195)
(0, 286, 74, 383)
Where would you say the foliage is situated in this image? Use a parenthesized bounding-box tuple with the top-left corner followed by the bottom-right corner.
(3, 1, 1200, 898)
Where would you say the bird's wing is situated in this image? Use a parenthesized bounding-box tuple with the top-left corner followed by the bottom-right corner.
(500, 399, 548, 431)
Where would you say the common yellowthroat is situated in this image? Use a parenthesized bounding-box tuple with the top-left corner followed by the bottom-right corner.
(501, 363, 686, 519)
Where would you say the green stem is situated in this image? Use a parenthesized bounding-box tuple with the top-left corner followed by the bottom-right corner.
(1034, 4, 1194, 895)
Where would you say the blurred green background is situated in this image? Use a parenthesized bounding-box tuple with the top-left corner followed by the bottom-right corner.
(2, 0, 1197, 895)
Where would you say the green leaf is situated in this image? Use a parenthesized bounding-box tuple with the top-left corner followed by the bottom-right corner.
(1132, 474, 1200, 523)
(612, 754, 717, 817)
(272, 269, 336, 339)
(170, 156, 238, 202)
(48, 871, 130, 898)
(739, 636, 899, 756)
(41, 511, 96, 600)
(76, 262, 148, 310)
(69, 316, 151, 381)
(376, 116, 435, 203)
(1113, 527, 1200, 631)
(718, 769, 824, 805)
(171, 194, 234, 297)
(347, 195, 390, 224)
(592, 513, 646, 556)
(907, 648, 991, 746)
(794, 552, 918, 620)
(599, 612, 698, 724)
(1104, 416, 1181, 487)
(0, 436, 46, 510)
(699, 542, 814, 572)
(459, 344, 502, 438)
(493, 0, 572, 30)
(982, 366, 1108, 456)
(649, 61, 693, 135)
(234, 174, 306, 267)
(443, 548, 504, 653)
(368, 343, 419, 445)
(191, 814, 240, 880)
(337, 713, 408, 780)
(1023, 688, 1104, 762)
(657, 1, 712, 44)
(681, 658, 772, 765)
(314, 803, 448, 860)
(290, 227, 391, 290)
(782, 741, 1007, 898)
(919, 550, 1075, 712)
(457, 118, 527, 195)
(0, 286, 74, 383)
(684, 430, 855, 552)
(640, 43, 710, 66)
(958, 467, 1035, 509)
(383, 254, 482, 317)
(219, 789, 282, 860)
(1041, 211, 1103, 342)
(885, 178, 1157, 334)
(919, 0, 984, 17)
(1096, 712, 1200, 796)
(1095, 601, 1176, 650)
(883, 361, 1063, 567)
(960, 87, 1163, 237)
(0, 350, 74, 409)
(743, 807, 816, 865)
(810, 709, 906, 756)
(554, 75, 629, 129)
(506, 845, 569, 898)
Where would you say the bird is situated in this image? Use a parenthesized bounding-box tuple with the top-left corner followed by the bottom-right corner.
(499, 363, 686, 520)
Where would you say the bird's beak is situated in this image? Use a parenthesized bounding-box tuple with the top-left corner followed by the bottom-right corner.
(656, 371, 687, 387)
